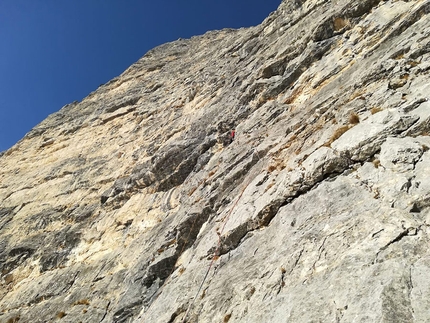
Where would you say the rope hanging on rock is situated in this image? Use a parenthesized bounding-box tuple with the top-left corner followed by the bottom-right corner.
(181, 180, 249, 323)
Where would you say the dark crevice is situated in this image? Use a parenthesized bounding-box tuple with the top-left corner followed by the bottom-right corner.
(409, 195, 430, 213)
(167, 304, 187, 323)
(372, 229, 384, 238)
(256, 174, 269, 186)
(401, 178, 413, 193)
(280, 1, 327, 35)
(289, 249, 304, 275)
(344, 0, 382, 19)
(142, 257, 178, 289)
(112, 300, 143, 323)
(313, 0, 382, 42)
(142, 207, 213, 308)
(214, 153, 355, 257)
(217, 199, 283, 257)
(218, 151, 263, 194)
(67, 271, 80, 291)
(211, 150, 255, 183)
(410, 203, 421, 213)
(2, 246, 35, 276)
(409, 40, 430, 60)
(105, 97, 141, 114)
(28, 294, 55, 306)
(99, 301, 111, 323)
(241, 34, 336, 107)
(0, 206, 15, 231)
(265, 38, 336, 100)
(39, 228, 82, 273)
(374, 227, 419, 263)
(101, 106, 137, 124)
(101, 138, 217, 207)
(276, 270, 286, 295)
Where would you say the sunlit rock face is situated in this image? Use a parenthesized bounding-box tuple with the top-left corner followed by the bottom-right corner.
(1, 0, 430, 322)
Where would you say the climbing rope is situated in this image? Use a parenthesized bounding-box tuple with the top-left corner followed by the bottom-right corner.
(141, 140, 263, 322)
(135, 187, 210, 323)
(181, 180, 250, 323)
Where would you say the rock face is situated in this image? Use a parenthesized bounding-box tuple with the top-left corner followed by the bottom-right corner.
(1, 0, 430, 322)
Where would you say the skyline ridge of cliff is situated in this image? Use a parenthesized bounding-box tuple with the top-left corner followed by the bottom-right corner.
(0, 0, 280, 152)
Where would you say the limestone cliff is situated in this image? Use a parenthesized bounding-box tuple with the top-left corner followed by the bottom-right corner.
(1, 0, 430, 322)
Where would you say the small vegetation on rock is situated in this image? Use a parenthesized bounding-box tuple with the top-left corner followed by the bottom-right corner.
(371, 107, 382, 114)
(208, 170, 216, 177)
(73, 299, 90, 306)
(223, 313, 232, 322)
(267, 164, 277, 173)
(349, 112, 360, 124)
(56, 312, 66, 319)
(264, 182, 275, 193)
(324, 125, 349, 146)
(333, 17, 349, 31)
(372, 159, 381, 168)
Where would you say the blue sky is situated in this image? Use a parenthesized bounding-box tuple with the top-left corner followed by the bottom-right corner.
(0, 1, 281, 152)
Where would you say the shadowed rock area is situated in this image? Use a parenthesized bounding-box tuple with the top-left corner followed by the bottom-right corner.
(1, 0, 430, 322)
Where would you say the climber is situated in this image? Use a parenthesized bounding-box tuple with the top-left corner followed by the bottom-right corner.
(229, 129, 236, 144)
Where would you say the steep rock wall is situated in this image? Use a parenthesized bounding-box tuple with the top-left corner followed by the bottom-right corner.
(1, 0, 430, 322)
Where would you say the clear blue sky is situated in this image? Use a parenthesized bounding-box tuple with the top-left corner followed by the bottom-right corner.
(0, 0, 281, 152)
